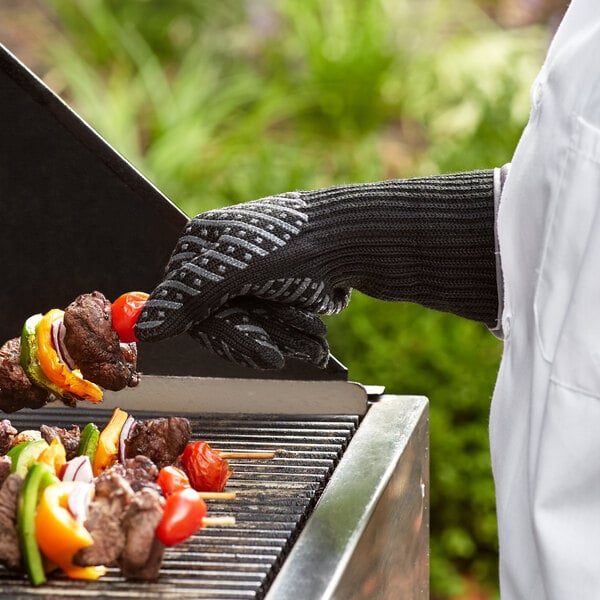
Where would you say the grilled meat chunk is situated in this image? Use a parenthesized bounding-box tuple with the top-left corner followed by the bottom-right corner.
(74, 471, 134, 567)
(110, 455, 160, 493)
(63, 292, 140, 391)
(125, 417, 191, 469)
(11, 430, 41, 447)
(40, 424, 81, 460)
(0, 338, 50, 412)
(0, 456, 12, 489)
(0, 420, 17, 456)
(118, 488, 165, 580)
(0, 473, 23, 570)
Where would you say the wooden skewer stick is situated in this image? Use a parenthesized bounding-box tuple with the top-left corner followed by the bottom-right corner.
(202, 516, 236, 527)
(218, 450, 276, 460)
(198, 491, 237, 501)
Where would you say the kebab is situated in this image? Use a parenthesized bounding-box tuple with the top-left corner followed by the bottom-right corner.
(0, 292, 277, 584)
(0, 291, 147, 413)
(0, 408, 277, 585)
(0, 408, 248, 585)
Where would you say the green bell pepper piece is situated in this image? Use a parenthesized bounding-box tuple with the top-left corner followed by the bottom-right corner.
(77, 423, 100, 462)
(6, 439, 49, 477)
(17, 462, 59, 586)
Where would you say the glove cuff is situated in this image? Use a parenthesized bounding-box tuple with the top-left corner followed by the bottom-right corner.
(301, 170, 498, 326)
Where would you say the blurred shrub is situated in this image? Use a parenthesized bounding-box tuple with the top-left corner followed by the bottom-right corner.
(43, 0, 546, 596)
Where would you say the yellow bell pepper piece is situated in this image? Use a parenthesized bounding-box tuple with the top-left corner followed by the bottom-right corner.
(37, 309, 103, 403)
(36, 438, 66, 476)
(35, 482, 107, 580)
(92, 407, 129, 476)
(35, 481, 106, 581)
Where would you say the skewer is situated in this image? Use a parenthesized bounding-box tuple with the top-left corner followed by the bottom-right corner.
(201, 516, 236, 527)
(218, 450, 276, 460)
(198, 491, 237, 501)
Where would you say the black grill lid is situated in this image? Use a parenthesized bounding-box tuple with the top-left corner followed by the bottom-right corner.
(0, 43, 345, 382)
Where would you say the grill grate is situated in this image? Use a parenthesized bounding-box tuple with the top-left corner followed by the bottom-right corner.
(0, 407, 360, 599)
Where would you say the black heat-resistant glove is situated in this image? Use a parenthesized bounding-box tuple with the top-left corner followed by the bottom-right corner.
(186, 297, 329, 369)
(136, 170, 497, 368)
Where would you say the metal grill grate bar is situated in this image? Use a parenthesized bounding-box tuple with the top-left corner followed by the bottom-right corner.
(0, 406, 360, 599)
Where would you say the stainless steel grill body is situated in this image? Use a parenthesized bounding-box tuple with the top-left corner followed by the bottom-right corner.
(266, 395, 428, 600)
(0, 394, 428, 599)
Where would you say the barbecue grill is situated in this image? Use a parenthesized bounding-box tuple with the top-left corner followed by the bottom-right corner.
(0, 43, 429, 599)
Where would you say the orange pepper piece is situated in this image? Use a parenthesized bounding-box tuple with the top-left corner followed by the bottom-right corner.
(37, 309, 103, 403)
(36, 438, 66, 476)
(92, 408, 129, 477)
(35, 481, 107, 581)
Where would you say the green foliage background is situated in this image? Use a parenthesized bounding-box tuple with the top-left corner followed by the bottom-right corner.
(35, 1, 548, 595)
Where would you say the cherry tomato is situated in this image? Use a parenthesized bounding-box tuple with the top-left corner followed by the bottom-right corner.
(156, 465, 191, 497)
(155, 488, 207, 547)
(180, 441, 232, 492)
(111, 292, 149, 343)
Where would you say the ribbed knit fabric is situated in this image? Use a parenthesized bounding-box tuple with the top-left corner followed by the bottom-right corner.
(301, 170, 498, 325)
(136, 170, 498, 367)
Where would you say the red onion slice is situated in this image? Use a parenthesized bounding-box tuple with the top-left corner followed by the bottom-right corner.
(118, 415, 136, 464)
(67, 481, 94, 524)
(62, 455, 94, 484)
(51, 318, 78, 371)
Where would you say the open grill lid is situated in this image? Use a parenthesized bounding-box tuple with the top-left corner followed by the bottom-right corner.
(0, 42, 346, 383)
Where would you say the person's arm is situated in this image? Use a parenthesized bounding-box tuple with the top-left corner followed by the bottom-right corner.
(136, 170, 500, 368)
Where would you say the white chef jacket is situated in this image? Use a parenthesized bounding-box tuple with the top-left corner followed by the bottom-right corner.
(491, 0, 600, 597)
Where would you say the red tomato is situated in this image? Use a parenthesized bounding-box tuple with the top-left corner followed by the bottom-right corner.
(180, 441, 232, 492)
(111, 291, 149, 343)
(155, 488, 207, 547)
(156, 465, 190, 497)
